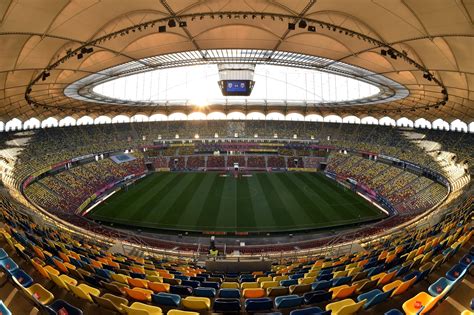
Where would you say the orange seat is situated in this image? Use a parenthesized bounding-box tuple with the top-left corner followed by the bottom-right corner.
(127, 278, 148, 289)
(148, 282, 170, 293)
(243, 288, 266, 298)
(330, 284, 357, 299)
(124, 287, 153, 302)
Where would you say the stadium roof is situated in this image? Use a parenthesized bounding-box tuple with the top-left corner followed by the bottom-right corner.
(0, 0, 473, 124)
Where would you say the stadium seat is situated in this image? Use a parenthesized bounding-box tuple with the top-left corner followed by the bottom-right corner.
(0, 257, 18, 273)
(149, 282, 170, 293)
(0, 300, 12, 315)
(275, 294, 304, 309)
(357, 288, 393, 309)
(121, 302, 162, 315)
(383, 275, 417, 297)
(446, 264, 467, 281)
(170, 285, 193, 296)
(219, 288, 241, 298)
(167, 310, 199, 315)
(303, 290, 332, 304)
(289, 283, 311, 294)
(290, 306, 330, 315)
(326, 298, 366, 314)
(48, 271, 77, 291)
(151, 292, 181, 307)
(245, 297, 273, 312)
(67, 283, 100, 302)
(128, 277, 149, 289)
(10, 268, 33, 288)
(402, 287, 449, 314)
(182, 296, 211, 311)
(221, 281, 239, 289)
(243, 287, 266, 298)
(92, 293, 129, 312)
(311, 280, 332, 291)
(24, 283, 55, 305)
(267, 286, 289, 297)
(330, 284, 357, 299)
(193, 287, 216, 298)
(428, 277, 453, 296)
(124, 287, 153, 302)
(213, 298, 241, 312)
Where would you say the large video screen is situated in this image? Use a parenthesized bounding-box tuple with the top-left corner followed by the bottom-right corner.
(219, 80, 254, 96)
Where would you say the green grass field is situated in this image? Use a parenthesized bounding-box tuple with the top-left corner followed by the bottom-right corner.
(87, 172, 386, 232)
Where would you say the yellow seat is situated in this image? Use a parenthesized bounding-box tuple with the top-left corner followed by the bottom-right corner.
(167, 310, 199, 315)
(260, 280, 279, 289)
(24, 283, 54, 305)
(221, 282, 240, 289)
(241, 282, 259, 289)
(375, 270, 397, 285)
(182, 296, 211, 311)
(330, 284, 357, 299)
(298, 277, 315, 285)
(121, 302, 162, 315)
(273, 275, 289, 282)
(92, 293, 129, 312)
(256, 276, 272, 284)
(111, 273, 131, 284)
(243, 288, 266, 298)
(326, 298, 366, 315)
(48, 272, 77, 291)
(67, 283, 101, 302)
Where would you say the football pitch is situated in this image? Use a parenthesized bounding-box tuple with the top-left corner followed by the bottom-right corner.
(87, 172, 386, 232)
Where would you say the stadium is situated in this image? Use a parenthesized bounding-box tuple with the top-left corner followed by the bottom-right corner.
(0, 1, 472, 314)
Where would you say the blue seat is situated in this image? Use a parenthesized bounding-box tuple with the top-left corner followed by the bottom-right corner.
(303, 290, 332, 304)
(428, 277, 453, 296)
(95, 268, 111, 279)
(219, 288, 241, 298)
(395, 265, 410, 277)
(201, 281, 220, 290)
(190, 276, 205, 283)
(280, 279, 298, 287)
(289, 273, 305, 280)
(384, 309, 403, 315)
(459, 254, 473, 267)
(357, 288, 392, 309)
(182, 280, 200, 288)
(275, 294, 303, 309)
(0, 300, 11, 315)
(10, 269, 33, 288)
(151, 292, 181, 307)
(332, 276, 351, 286)
(245, 297, 273, 312)
(0, 258, 18, 273)
(129, 272, 146, 279)
(193, 287, 216, 298)
(45, 299, 83, 315)
(0, 248, 8, 260)
(311, 280, 332, 291)
(213, 298, 241, 312)
(175, 275, 190, 281)
(316, 273, 332, 281)
(367, 265, 384, 277)
(290, 306, 330, 315)
(446, 264, 467, 281)
(170, 285, 193, 296)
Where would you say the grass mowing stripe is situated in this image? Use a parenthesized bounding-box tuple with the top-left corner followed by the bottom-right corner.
(90, 172, 171, 219)
(275, 173, 325, 222)
(236, 177, 257, 229)
(309, 173, 375, 219)
(127, 173, 187, 222)
(157, 173, 207, 225)
(293, 172, 343, 221)
(256, 173, 295, 228)
(301, 173, 356, 220)
(174, 173, 217, 227)
(196, 175, 226, 229)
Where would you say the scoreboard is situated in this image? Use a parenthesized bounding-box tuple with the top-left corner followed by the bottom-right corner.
(219, 80, 255, 96)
